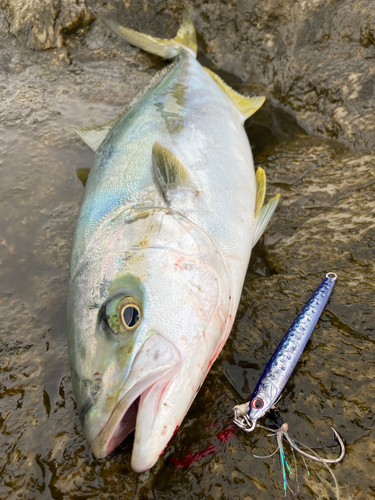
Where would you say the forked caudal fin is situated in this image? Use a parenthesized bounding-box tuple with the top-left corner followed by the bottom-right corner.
(98, 5, 197, 59)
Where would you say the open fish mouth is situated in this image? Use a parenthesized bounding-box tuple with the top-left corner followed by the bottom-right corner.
(90, 333, 181, 459)
(106, 396, 140, 456)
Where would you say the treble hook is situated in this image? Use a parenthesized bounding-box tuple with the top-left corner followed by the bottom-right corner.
(282, 426, 345, 464)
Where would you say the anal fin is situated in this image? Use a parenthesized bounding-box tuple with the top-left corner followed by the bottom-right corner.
(204, 68, 265, 123)
(255, 167, 266, 219)
(253, 194, 280, 248)
(253, 167, 280, 247)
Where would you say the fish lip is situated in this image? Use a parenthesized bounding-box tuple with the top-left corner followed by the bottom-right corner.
(90, 377, 166, 459)
(89, 332, 181, 459)
(89, 390, 136, 459)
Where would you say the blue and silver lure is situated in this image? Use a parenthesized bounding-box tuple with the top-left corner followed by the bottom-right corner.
(233, 273, 345, 496)
(234, 272, 339, 431)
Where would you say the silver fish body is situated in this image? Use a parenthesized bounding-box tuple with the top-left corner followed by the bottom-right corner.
(68, 9, 279, 471)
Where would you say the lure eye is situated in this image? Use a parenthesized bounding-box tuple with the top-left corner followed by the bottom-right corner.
(120, 303, 141, 330)
(251, 397, 264, 410)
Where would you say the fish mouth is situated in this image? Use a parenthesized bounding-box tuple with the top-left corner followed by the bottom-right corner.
(90, 332, 181, 460)
(105, 396, 140, 457)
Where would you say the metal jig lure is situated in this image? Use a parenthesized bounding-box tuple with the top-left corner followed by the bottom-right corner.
(233, 273, 345, 496)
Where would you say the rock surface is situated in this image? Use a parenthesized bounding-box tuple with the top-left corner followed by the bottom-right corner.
(0, 0, 374, 499)
(2, 0, 374, 150)
(0, 0, 94, 50)
(189, 0, 375, 151)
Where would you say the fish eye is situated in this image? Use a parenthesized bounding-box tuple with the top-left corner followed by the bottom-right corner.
(99, 294, 142, 335)
(120, 303, 141, 330)
(251, 397, 264, 410)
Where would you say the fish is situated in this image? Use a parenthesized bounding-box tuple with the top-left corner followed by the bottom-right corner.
(67, 7, 279, 472)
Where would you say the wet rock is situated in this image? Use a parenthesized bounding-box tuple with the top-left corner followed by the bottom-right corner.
(188, 0, 375, 151)
(3, 0, 373, 150)
(1, 0, 94, 50)
(33, 202, 79, 270)
(257, 135, 375, 277)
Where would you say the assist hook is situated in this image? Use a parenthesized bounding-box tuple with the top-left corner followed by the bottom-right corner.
(283, 426, 345, 464)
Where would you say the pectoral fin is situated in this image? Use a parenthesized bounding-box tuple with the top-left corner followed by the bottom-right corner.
(98, 6, 197, 59)
(152, 141, 194, 202)
(204, 68, 265, 123)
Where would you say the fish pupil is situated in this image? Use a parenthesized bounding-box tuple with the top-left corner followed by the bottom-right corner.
(123, 305, 140, 328)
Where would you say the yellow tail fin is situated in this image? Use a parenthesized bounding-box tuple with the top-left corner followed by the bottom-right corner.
(98, 6, 197, 59)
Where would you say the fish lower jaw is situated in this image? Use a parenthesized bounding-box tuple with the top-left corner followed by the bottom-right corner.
(89, 390, 141, 459)
(106, 396, 140, 456)
(89, 372, 169, 460)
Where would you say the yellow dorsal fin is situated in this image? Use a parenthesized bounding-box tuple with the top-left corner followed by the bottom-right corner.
(255, 167, 266, 219)
(70, 111, 123, 152)
(99, 5, 197, 59)
(204, 68, 265, 123)
(71, 121, 114, 152)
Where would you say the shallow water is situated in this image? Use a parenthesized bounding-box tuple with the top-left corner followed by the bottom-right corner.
(1, 12, 375, 500)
